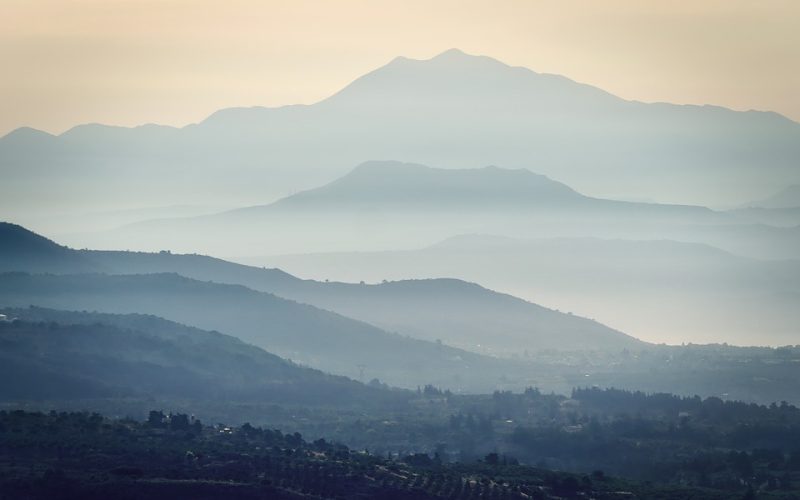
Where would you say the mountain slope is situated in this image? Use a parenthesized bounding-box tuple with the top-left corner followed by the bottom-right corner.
(82, 160, 800, 261)
(67, 161, 738, 257)
(255, 161, 586, 211)
(0, 271, 610, 392)
(266, 234, 800, 346)
(0, 222, 644, 355)
(267, 278, 638, 354)
(234, 160, 722, 219)
(3, 48, 799, 234)
(0, 307, 398, 405)
(0, 272, 465, 387)
(0, 222, 100, 273)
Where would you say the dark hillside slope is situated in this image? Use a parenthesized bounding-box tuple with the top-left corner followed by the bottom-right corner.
(0, 273, 553, 392)
(0, 307, 398, 405)
(0, 222, 100, 273)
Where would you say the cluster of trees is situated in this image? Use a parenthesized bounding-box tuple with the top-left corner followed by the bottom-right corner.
(0, 313, 408, 406)
(497, 388, 800, 490)
(571, 387, 798, 421)
(146, 410, 203, 433)
(0, 409, 760, 500)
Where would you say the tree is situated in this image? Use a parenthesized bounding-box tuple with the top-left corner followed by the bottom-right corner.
(169, 413, 190, 431)
(147, 410, 165, 428)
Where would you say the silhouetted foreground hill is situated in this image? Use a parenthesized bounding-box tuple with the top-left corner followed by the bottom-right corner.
(0, 308, 403, 406)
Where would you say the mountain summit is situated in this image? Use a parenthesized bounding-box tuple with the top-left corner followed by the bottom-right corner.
(323, 48, 615, 107)
(2, 48, 799, 225)
(261, 161, 583, 211)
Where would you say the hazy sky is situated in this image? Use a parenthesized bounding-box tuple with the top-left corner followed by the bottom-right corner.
(2, 0, 798, 137)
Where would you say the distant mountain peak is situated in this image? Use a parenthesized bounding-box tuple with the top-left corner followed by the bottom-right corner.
(323, 46, 618, 114)
(347, 160, 551, 177)
(350, 161, 572, 188)
(349, 159, 414, 172)
(385, 48, 495, 67)
(430, 47, 481, 62)
(434, 47, 468, 57)
(257, 161, 583, 212)
(1, 126, 55, 142)
(3, 48, 799, 212)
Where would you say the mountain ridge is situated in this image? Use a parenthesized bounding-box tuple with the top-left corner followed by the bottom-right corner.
(264, 232, 800, 346)
(230, 161, 589, 214)
(4, 49, 798, 142)
(0, 306, 402, 405)
(80, 160, 735, 259)
(0, 221, 644, 356)
(2, 48, 799, 220)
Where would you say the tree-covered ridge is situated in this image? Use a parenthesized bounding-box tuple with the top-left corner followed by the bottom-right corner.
(0, 312, 405, 406)
(0, 409, 772, 500)
(0, 272, 517, 390)
(261, 387, 800, 493)
(0, 221, 641, 355)
(502, 388, 800, 486)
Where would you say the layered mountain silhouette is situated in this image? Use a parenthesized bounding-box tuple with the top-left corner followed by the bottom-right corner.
(1, 271, 502, 390)
(3, 48, 799, 233)
(0, 222, 99, 273)
(6, 224, 800, 402)
(257, 161, 586, 211)
(0, 307, 400, 405)
(235, 161, 724, 219)
(0, 222, 641, 358)
(267, 234, 800, 346)
(65, 161, 800, 260)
